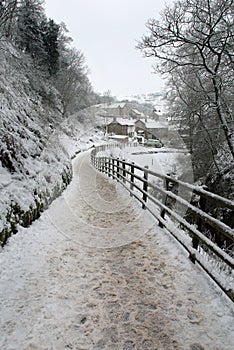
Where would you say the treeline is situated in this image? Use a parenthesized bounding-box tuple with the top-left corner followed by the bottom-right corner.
(0, 0, 99, 115)
(138, 0, 234, 200)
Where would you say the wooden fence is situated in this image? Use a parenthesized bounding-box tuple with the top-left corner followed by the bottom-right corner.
(91, 144, 234, 302)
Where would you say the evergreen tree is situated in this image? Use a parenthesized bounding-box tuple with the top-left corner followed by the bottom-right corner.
(42, 19, 60, 76)
(17, 0, 45, 59)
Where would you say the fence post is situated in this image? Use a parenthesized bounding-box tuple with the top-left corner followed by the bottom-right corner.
(117, 158, 120, 180)
(108, 158, 111, 177)
(159, 177, 169, 228)
(100, 158, 102, 170)
(104, 157, 107, 174)
(130, 162, 135, 196)
(112, 158, 115, 179)
(99, 157, 102, 171)
(101, 157, 103, 172)
(122, 160, 126, 183)
(142, 166, 149, 209)
(105, 157, 108, 174)
(100, 157, 103, 172)
(190, 188, 208, 263)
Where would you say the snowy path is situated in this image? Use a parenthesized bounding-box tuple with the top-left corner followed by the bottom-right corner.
(0, 151, 234, 350)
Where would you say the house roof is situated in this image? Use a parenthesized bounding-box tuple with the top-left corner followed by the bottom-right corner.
(108, 135, 128, 140)
(135, 119, 168, 129)
(102, 102, 127, 109)
(92, 102, 128, 113)
(108, 118, 135, 126)
(131, 109, 144, 117)
(146, 121, 168, 129)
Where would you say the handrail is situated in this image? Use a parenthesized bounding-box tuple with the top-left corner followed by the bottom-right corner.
(90, 144, 234, 302)
(113, 158, 234, 210)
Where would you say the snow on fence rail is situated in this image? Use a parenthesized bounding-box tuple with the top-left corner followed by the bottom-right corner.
(90, 143, 234, 303)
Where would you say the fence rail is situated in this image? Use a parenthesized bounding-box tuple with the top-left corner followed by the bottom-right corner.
(91, 144, 234, 302)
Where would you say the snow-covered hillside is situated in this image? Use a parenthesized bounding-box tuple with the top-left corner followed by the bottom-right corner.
(118, 92, 166, 114)
(0, 41, 103, 245)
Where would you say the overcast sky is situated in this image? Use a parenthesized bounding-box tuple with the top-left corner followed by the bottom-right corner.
(44, 0, 171, 97)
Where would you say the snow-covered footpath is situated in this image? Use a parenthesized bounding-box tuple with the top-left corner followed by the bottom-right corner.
(0, 150, 233, 350)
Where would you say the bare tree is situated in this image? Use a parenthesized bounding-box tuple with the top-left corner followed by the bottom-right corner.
(165, 63, 224, 177)
(137, 0, 234, 159)
(55, 47, 89, 115)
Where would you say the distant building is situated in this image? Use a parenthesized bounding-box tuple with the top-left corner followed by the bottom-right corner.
(101, 102, 130, 118)
(108, 135, 129, 143)
(135, 119, 168, 140)
(107, 118, 135, 137)
(129, 108, 145, 119)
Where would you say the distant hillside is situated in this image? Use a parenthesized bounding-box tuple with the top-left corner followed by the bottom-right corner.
(117, 92, 166, 114)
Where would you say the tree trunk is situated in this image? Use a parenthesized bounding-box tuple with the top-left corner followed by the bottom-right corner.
(213, 77, 234, 160)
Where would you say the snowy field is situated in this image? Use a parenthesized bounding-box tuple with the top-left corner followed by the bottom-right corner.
(0, 150, 233, 350)
(97, 145, 194, 182)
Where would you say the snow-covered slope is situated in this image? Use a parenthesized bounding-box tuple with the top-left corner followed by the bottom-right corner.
(0, 41, 102, 245)
(117, 91, 166, 113)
